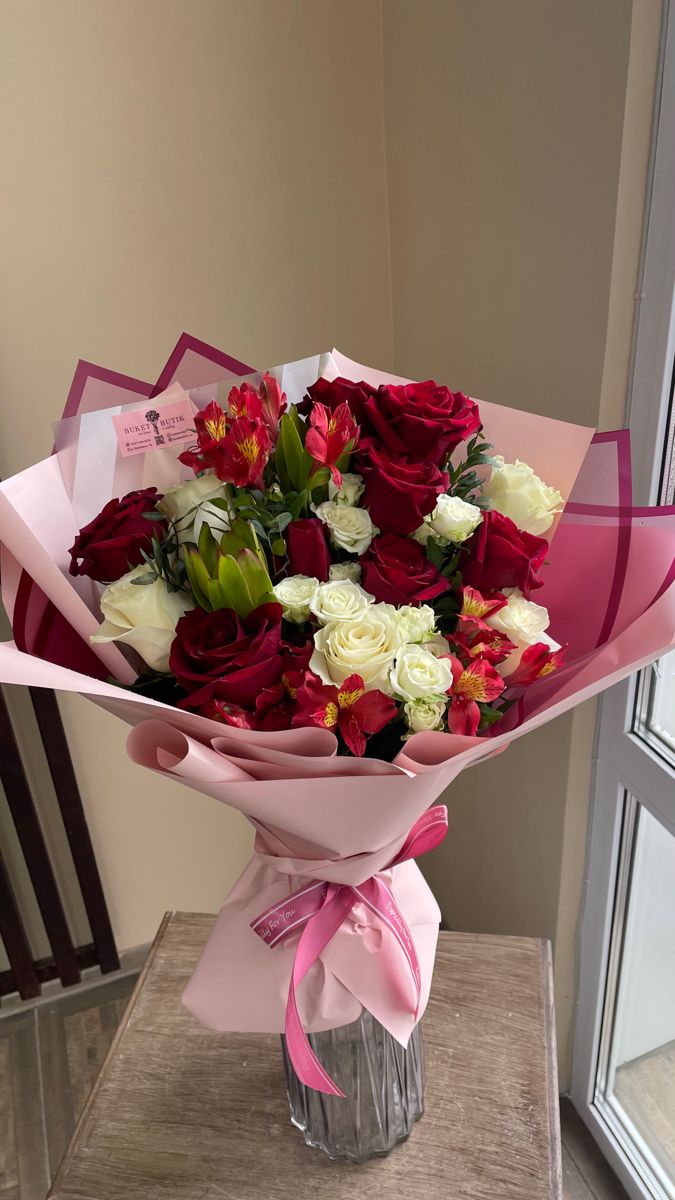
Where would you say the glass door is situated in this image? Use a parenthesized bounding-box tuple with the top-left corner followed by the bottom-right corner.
(571, 7, 675, 1199)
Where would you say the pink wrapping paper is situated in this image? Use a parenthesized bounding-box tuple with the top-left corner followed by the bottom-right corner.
(0, 335, 674, 1051)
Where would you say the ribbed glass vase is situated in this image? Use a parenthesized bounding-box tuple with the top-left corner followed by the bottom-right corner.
(281, 1011, 425, 1162)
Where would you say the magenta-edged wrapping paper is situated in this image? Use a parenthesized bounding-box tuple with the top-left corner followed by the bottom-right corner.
(1, 335, 674, 1070)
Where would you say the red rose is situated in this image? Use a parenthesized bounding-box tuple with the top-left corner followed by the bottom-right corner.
(170, 602, 284, 711)
(361, 381, 481, 465)
(462, 511, 548, 598)
(68, 487, 166, 582)
(300, 376, 377, 424)
(360, 534, 450, 606)
(356, 439, 448, 535)
(286, 518, 331, 581)
(202, 637, 312, 730)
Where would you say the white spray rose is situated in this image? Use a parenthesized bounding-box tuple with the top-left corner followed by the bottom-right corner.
(329, 561, 362, 584)
(91, 565, 193, 673)
(314, 500, 376, 555)
(389, 643, 454, 702)
(486, 587, 560, 676)
(393, 605, 436, 644)
(273, 574, 319, 623)
(414, 494, 483, 545)
(482, 457, 563, 536)
(310, 605, 403, 692)
(403, 696, 447, 734)
(158, 474, 230, 544)
(309, 579, 374, 624)
(422, 633, 453, 658)
(328, 472, 365, 506)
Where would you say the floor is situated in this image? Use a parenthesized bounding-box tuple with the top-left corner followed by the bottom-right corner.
(0, 973, 137, 1200)
(560, 1099, 631, 1199)
(1, 976, 631, 1200)
(614, 1039, 675, 1179)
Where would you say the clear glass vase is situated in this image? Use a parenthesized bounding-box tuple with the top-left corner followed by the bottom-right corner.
(281, 1010, 425, 1162)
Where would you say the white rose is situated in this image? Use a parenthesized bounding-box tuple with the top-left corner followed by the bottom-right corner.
(314, 500, 376, 555)
(90, 565, 193, 673)
(414, 494, 483, 545)
(273, 574, 319, 623)
(389, 643, 454, 702)
(328, 472, 365, 506)
(486, 587, 560, 676)
(482, 457, 563, 536)
(329, 561, 362, 584)
(310, 605, 403, 692)
(422, 633, 453, 658)
(403, 696, 447, 734)
(158, 475, 230, 544)
(309, 579, 374, 624)
(393, 604, 436, 644)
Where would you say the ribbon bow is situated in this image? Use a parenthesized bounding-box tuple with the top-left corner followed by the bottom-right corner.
(250, 804, 448, 1097)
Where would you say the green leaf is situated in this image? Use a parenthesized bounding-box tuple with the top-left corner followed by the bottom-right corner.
(206, 578, 224, 609)
(308, 466, 330, 494)
(288, 490, 310, 520)
(237, 548, 274, 604)
(278, 413, 308, 492)
(424, 538, 443, 568)
(270, 537, 286, 557)
(198, 523, 218, 574)
(129, 572, 157, 586)
(288, 405, 307, 436)
(217, 554, 252, 614)
(246, 519, 266, 544)
(184, 549, 213, 610)
(477, 704, 504, 729)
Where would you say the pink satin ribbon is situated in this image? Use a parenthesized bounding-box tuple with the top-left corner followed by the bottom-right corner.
(250, 804, 449, 1097)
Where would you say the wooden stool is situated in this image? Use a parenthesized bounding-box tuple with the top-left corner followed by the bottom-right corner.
(49, 912, 562, 1199)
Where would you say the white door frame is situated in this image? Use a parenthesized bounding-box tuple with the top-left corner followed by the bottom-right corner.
(570, 4, 675, 1198)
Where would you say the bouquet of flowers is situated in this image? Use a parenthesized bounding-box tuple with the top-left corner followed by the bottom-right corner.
(68, 360, 567, 755)
(1, 334, 673, 1121)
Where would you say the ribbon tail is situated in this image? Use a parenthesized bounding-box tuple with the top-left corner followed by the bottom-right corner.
(353, 877, 422, 1020)
(285, 886, 355, 1097)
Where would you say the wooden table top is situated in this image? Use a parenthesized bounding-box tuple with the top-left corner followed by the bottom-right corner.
(49, 912, 562, 1200)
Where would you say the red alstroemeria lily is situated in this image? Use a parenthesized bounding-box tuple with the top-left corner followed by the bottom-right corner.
(454, 625, 517, 667)
(227, 381, 265, 422)
(292, 671, 397, 756)
(227, 374, 287, 439)
(214, 416, 272, 489)
(259, 373, 287, 437)
(504, 642, 566, 687)
(456, 585, 508, 635)
(179, 399, 229, 474)
(305, 401, 359, 486)
(446, 655, 506, 736)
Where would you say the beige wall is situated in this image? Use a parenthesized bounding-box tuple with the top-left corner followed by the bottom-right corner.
(0, 0, 392, 951)
(383, 0, 661, 1087)
(0, 0, 661, 1088)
